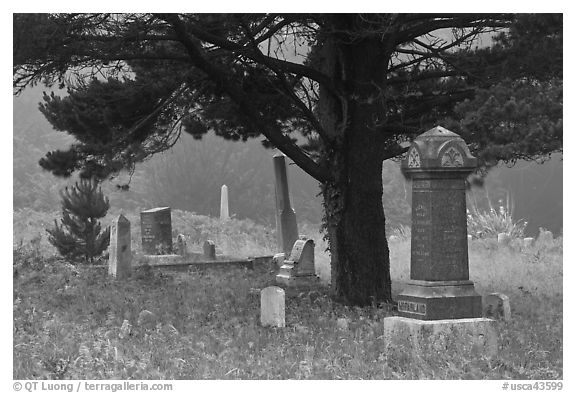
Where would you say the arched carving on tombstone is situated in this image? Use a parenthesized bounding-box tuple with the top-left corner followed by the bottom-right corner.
(407, 146, 423, 168)
(437, 140, 474, 168)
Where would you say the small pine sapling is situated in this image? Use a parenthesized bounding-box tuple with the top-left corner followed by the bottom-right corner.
(47, 179, 110, 263)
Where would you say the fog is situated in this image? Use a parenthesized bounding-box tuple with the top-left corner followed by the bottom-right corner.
(13, 86, 562, 236)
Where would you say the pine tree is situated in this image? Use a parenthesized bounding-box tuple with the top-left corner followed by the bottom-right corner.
(47, 179, 110, 263)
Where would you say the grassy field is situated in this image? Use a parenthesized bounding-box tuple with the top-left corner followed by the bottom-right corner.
(13, 208, 562, 379)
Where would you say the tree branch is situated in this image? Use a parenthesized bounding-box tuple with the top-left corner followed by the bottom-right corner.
(159, 13, 332, 183)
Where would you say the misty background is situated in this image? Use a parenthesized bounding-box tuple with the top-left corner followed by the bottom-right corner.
(13, 86, 562, 237)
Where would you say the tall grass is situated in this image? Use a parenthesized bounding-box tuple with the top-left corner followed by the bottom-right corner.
(13, 208, 562, 379)
(467, 194, 527, 239)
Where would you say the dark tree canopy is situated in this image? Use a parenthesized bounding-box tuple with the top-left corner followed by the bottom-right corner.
(14, 13, 562, 305)
(14, 13, 562, 180)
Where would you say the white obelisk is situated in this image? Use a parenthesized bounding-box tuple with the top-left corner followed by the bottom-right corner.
(220, 184, 230, 220)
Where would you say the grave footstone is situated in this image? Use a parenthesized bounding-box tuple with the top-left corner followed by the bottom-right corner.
(260, 286, 285, 327)
(276, 237, 319, 287)
(137, 310, 158, 328)
(537, 229, 554, 246)
(273, 152, 299, 256)
(336, 318, 349, 331)
(523, 237, 534, 248)
(203, 240, 216, 260)
(176, 234, 187, 256)
(220, 184, 229, 220)
(141, 207, 173, 255)
(497, 233, 511, 245)
(108, 214, 132, 279)
(396, 126, 482, 320)
(483, 293, 512, 322)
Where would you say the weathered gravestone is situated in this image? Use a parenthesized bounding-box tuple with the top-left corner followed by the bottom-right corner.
(260, 286, 285, 327)
(273, 152, 299, 256)
(483, 293, 512, 322)
(220, 184, 229, 220)
(141, 207, 173, 255)
(537, 229, 554, 246)
(523, 237, 534, 248)
(203, 240, 216, 260)
(276, 237, 319, 287)
(397, 126, 482, 320)
(108, 214, 132, 279)
(498, 233, 511, 245)
(176, 234, 187, 256)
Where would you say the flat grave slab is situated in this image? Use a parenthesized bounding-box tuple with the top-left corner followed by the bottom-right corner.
(136, 252, 274, 272)
(138, 252, 255, 270)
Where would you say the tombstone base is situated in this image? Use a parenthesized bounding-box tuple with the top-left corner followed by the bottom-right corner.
(397, 280, 482, 320)
(276, 271, 319, 288)
(383, 316, 498, 359)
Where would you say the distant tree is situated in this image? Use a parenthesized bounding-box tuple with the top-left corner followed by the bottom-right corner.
(14, 13, 562, 305)
(47, 179, 110, 263)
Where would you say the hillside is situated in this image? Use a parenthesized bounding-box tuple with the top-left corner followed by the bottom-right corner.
(13, 86, 562, 235)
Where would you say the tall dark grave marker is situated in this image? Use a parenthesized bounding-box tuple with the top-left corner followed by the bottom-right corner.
(273, 152, 299, 256)
(398, 126, 482, 320)
(141, 207, 173, 255)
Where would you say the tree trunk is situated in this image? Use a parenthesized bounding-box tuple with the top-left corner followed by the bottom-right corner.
(317, 16, 395, 306)
(322, 132, 393, 306)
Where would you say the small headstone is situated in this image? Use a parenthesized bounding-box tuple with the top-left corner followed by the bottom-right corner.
(537, 229, 554, 245)
(336, 318, 349, 331)
(137, 310, 158, 327)
(467, 234, 473, 241)
(176, 234, 187, 256)
(483, 293, 511, 322)
(108, 214, 132, 279)
(141, 207, 173, 255)
(523, 237, 534, 248)
(119, 319, 132, 339)
(203, 240, 216, 260)
(220, 184, 229, 220)
(497, 233, 511, 245)
(260, 286, 285, 327)
(276, 237, 319, 287)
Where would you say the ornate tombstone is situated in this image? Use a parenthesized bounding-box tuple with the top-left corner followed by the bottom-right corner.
(397, 126, 482, 320)
(276, 237, 319, 287)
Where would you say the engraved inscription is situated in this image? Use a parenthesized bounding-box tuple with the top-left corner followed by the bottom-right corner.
(398, 300, 427, 315)
(411, 199, 431, 267)
(429, 189, 468, 280)
(441, 146, 464, 167)
(413, 180, 431, 189)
